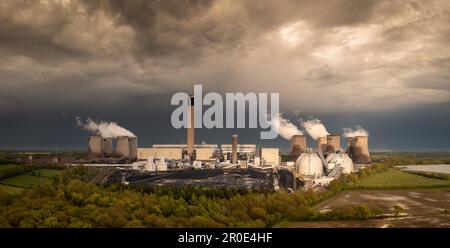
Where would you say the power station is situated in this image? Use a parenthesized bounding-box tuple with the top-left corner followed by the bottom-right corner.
(77, 95, 372, 190)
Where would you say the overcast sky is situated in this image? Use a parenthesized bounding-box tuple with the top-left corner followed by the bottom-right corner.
(0, 0, 449, 151)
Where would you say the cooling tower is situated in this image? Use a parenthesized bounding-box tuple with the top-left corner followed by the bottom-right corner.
(115, 136, 130, 157)
(289, 135, 306, 160)
(352, 136, 371, 164)
(102, 137, 113, 157)
(317, 137, 327, 152)
(88, 135, 103, 155)
(187, 95, 195, 160)
(326, 135, 341, 153)
(231, 134, 238, 164)
(129, 136, 138, 161)
(346, 137, 355, 154)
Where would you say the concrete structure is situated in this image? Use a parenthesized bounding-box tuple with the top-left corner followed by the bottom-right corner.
(138, 148, 183, 160)
(231, 134, 238, 164)
(317, 137, 327, 152)
(115, 136, 130, 157)
(351, 136, 372, 164)
(195, 147, 215, 161)
(254, 157, 260, 167)
(187, 95, 195, 160)
(221, 144, 256, 162)
(156, 158, 168, 171)
(144, 157, 156, 171)
(153, 144, 218, 149)
(102, 137, 113, 157)
(221, 144, 256, 154)
(326, 135, 340, 153)
(89, 135, 103, 155)
(129, 136, 138, 161)
(346, 137, 355, 154)
(295, 152, 324, 177)
(326, 153, 354, 174)
(150, 144, 218, 161)
(289, 135, 306, 160)
(260, 148, 279, 166)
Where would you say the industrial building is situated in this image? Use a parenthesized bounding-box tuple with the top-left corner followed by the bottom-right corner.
(87, 135, 138, 162)
(78, 94, 372, 190)
(138, 144, 218, 161)
(260, 148, 280, 167)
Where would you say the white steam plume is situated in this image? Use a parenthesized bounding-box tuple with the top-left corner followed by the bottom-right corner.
(270, 113, 303, 140)
(301, 118, 330, 140)
(76, 117, 136, 138)
(343, 125, 369, 137)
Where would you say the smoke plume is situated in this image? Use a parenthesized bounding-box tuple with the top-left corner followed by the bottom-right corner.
(271, 114, 303, 140)
(343, 125, 369, 137)
(301, 118, 330, 140)
(76, 117, 136, 138)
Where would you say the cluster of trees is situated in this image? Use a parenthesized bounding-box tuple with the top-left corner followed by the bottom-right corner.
(0, 179, 323, 227)
(0, 163, 64, 181)
(372, 152, 450, 166)
(324, 163, 391, 193)
(323, 205, 384, 220)
(0, 164, 33, 180)
(0, 162, 398, 228)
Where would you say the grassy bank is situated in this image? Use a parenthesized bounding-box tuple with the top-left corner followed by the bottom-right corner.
(348, 169, 450, 190)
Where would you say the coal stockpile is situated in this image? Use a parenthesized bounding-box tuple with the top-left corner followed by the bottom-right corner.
(103, 168, 276, 189)
(278, 169, 302, 190)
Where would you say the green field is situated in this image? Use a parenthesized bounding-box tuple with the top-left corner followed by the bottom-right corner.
(1, 175, 52, 188)
(30, 169, 62, 178)
(0, 184, 24, 194)
(352, 169, 450, 188)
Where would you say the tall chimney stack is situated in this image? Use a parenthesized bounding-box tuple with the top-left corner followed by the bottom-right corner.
(317, 137, 327, 153)
(326, 135, 341, 153)
(290, 135, 306, 160)
(352, 136, 371, 164)
(89, 135, 103, 156)
(231, 134, 238, 164)
(187, 95, 195, 161)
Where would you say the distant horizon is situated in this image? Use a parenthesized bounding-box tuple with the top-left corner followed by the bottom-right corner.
(2, 145, 450, 154)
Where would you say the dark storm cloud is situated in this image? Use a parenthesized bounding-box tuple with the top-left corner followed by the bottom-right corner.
(0, 5, 86, 62)
(0, 0, 449, 150)
(77, 0, 381, 61)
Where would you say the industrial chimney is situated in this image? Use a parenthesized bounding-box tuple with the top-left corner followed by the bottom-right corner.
(102, 137, 113, 157)
(115, 136, 130, 158)
(187, 95, 195, 161)
(326, 135, 340, 153)
(290, 135, 306, 160)
(88, 135, 103, 156)
(231, 134, 238, 164)
(352, 136, 371, 164)
(317, 137, 327, 153)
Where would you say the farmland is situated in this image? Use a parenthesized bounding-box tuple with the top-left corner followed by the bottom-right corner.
(0, 166, 63, 194)
(351, 169, 450, 189)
